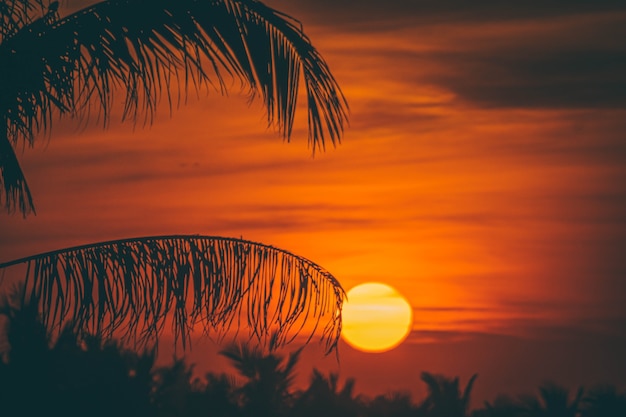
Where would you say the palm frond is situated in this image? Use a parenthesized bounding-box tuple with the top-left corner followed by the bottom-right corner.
(0, 235, 345, 353)
(0, 126, 34, 215)
(462, 374, 478, 409)
(0, 0, 349, 215)
(0, 0, 48, 40)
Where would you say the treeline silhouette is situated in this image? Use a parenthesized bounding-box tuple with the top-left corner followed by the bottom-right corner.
(0, 307, 624, 417)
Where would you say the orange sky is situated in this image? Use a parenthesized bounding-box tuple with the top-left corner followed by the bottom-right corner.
(1, 0, 626, 403)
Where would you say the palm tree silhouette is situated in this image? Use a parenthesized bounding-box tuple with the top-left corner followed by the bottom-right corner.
(518, 382, 584, 417)
(0, 303, 157, 416)
(220, 343, 300, 417)
(479, 394, 523, 417)
(195, 372, 241, 417)
(295, 369, 360, 417)
(581, 384, 626, 417)
(151, 361, 241, 417)
(0, 235, 345, 353)
(419, 372, 478, 417)
(367, 392, 416, 417)
(0, 0, 348, 215)
(151, 357, 197, 417)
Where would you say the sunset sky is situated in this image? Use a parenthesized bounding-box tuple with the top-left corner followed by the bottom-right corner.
(1, 0, 626, 403)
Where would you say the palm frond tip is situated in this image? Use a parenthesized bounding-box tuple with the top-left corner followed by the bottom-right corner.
(0, 0, 349, 214)
(0, 235, 345, 353)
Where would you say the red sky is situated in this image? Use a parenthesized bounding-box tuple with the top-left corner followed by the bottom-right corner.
(1, 0, 626, 404)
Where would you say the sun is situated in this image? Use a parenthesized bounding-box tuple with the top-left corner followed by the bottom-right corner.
(341, 282, 413, 353)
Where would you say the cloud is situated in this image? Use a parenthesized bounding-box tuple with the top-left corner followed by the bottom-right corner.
(313, 6, 626, 110)
(272, 0, 626, 29)
(427, 48, 626, 109)
(408, 329, 502, 344)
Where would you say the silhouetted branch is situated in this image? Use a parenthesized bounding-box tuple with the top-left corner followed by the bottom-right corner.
(0, 235, 345, 353)
(0, 0, 349, 214)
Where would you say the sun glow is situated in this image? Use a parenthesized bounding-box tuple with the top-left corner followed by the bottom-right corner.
(341, 283, 413, 353)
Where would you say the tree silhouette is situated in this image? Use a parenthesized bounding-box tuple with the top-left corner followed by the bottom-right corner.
(0, 0, 348, 215)
(580, 384, 626, 417)
(196, 372, 241, 417)
(2, 315, 625, 417)
(151, 358, 197, 417)
(220, 343, 300, 417)
(419, 371, 478, 417)
(477, 395, 523, 417)
(367, 392, 416, 417)
(0, 303, 157, 417)
(518, 382, 583, 417)
(295, 369, 361, 417)
(0, 235, 345, 353)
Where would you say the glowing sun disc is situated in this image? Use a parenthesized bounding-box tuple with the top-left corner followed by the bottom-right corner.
(341, 282, 413, 352)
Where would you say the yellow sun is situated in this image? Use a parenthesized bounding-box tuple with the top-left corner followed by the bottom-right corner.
(341, 282, 413, 352)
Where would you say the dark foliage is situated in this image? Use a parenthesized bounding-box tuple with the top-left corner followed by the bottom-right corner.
(1, 308, 624, 417)
(0, 0, 348, 215)
(0, 235, 345, 353)
(0, 304, 155, 417)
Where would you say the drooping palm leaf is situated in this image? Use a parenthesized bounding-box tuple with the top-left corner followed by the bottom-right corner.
(0, 0, 348, 215)
(0, 235, 345, 353)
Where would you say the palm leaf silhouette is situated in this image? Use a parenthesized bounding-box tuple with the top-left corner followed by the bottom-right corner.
(0, 0, 348, 215)
(0, 235, 345, 353)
